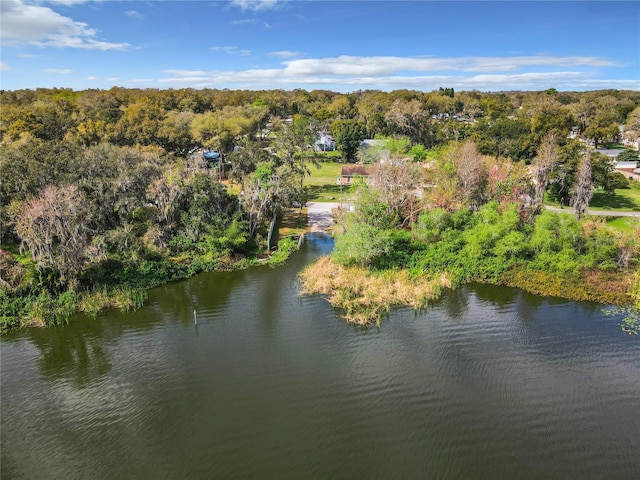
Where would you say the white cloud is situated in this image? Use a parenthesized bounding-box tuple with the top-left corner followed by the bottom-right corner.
(231, 18, 271, 28)
(281, 55, 619, 77)
(231, 18, 257, 25)
(43, 68, 72, 74)
(231, 0, 283, 11)
(163, 69, 207, 76)
(157, 54, 637, 92)
(211, 45, 251, 56)
(1, 0, 130, 50)
(125, 10, 144, 19)
(0, 62, 10, 72)
(85, 75, 99, 80)
(269, 50, 303, 59)
(42, 1, 96, 5)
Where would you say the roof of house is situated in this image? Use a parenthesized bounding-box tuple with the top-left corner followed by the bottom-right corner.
(615, 161, 639, 169)
(597, 149, 624, 157)
(341, 165, 371, 176)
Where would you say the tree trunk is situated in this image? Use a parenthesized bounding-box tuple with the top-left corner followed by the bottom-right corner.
(572, 152, 593, 219)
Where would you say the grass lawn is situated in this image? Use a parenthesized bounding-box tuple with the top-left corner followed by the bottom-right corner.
(605, 217, 640, 233)
(304, 161, 354, 202)
(304, 161, 343, 185)
(589, 183, 640, 211)
(546, 183, 640, 212)
(279, 208, 308, 236)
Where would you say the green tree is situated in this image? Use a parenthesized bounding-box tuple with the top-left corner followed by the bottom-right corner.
(330, 119, 366, 161)
(241, 162, 305, 239)
(227, 140, 272, 187)
(158, 110, 196, 156)
(472, 118, 532, 161)
(109, 99, 165, 146)
(616, 149, 639, 164)
(385, 99, 432, 145)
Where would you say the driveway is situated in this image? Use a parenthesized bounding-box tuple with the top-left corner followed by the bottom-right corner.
(545, 205, 640, 217)
(306, 202, 341, 231)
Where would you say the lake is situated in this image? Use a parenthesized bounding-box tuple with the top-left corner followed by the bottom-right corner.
(2, 233, 639, 479)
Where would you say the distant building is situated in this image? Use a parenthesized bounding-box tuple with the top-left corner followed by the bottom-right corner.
(339, 165, 372, 186)
(613, 161, 640, 181)
(203, 150, 221, 163)
(314, 132, 336, 152)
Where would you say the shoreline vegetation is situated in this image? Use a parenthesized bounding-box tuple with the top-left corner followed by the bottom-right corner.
(1, 236, 299, 332)
(300, 195, 639, 330)
(300, 256, 452, 326)
(300, 255, 639, 327)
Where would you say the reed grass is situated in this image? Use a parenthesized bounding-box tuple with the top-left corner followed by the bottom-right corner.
(300, 256, 451, 325)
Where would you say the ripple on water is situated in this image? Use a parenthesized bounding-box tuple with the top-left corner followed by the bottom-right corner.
(2, 259, 640, 480)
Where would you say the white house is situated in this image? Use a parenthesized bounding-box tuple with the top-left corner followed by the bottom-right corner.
(314, 132, 336, 152)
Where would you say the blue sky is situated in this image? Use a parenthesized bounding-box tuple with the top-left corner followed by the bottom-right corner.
(1, 0, 639, 92)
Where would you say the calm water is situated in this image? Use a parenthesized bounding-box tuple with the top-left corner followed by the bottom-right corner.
(2, 234, 639, 480)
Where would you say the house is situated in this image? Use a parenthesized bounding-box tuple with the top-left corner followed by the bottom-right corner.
(339, 165, 372, 186)
(614, 161, 640, 181)
(314, 132, 336, 152)
(203, 150, 221, 164)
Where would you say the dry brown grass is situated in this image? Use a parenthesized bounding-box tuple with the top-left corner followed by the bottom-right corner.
(299, 256, 451, 325)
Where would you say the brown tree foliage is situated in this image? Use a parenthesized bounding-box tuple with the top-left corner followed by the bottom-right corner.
(452, 140, 486, 209)
(371, 157, 422, 226)
(532, 132, 559, 206)
(13, 185, 98, 285)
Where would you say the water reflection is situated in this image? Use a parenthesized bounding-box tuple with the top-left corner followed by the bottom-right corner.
(436, 285, 470, 321)
(29, 327, 112, 385)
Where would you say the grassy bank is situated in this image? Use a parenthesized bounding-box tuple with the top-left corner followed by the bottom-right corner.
(590, 183, 640, 211)
(300, 256, 451, 325)
(300, 256, 637, 326)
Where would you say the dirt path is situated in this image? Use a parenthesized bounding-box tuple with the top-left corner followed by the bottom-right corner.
(545, 205, 640, 217)
(306, 202, 341, 231)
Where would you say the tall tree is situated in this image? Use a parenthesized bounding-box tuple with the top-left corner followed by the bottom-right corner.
(532, 132, 560, 206)
(572, 152, 593, 219)
(452, 140, 486, 209)
(385, 99, 432, 145)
